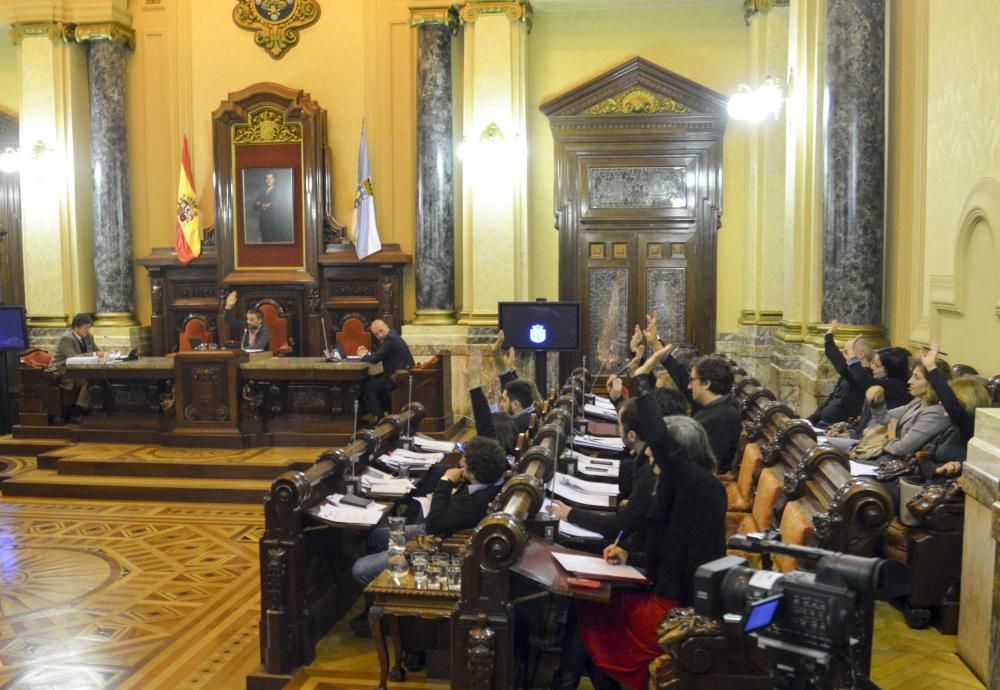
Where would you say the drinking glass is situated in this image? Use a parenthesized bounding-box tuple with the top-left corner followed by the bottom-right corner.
(426, 563, 442, 589)
(446, 563, 462, 590)
(411, 553, 428, 587)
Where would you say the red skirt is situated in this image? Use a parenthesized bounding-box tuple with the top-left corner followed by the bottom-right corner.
(578, 590, 678, 690)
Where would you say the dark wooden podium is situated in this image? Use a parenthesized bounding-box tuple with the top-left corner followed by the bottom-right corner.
(171, 350, 247, 446)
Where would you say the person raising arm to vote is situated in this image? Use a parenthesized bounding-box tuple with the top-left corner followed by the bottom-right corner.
(223, 291, 271, 352)
(554, 345, 727, 690)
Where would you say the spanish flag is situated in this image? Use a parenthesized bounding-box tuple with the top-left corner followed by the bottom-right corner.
(175, 135, 201, 265)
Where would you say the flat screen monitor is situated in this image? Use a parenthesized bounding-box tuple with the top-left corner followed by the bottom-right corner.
(498, 301, 580, 351)
(0, 307, 28, 351)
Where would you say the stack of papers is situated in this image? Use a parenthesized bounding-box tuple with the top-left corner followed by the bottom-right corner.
(66, 355, 100, 365)
(592, 395, 616, 409)
(360, 467, 416, 496)
(317, 494, 388, 525)
(381, 448, 444, 471)
(552, 552, 648, 583)
(414, 435, 456, 453)
(584, 403, 618, 422)
(550, 472, 617, 508)
(572, 435, 625, 452)
(541, 498, 603, 540)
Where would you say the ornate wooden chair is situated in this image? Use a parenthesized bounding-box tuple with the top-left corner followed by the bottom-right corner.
(178, 314, 215, 352)
(390, 354, 454, 435)
(334, 314, 372, 355)
(254, 299, 293, 356)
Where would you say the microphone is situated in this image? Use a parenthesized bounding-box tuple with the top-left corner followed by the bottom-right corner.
(400, 374, 414, 449)
(348, 399, 360, 482)
(241, 320, 248, 350)
(320, 316, 331, 358)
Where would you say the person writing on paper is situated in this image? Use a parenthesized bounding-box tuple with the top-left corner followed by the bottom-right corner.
(356, 318, 414, 423)
(349, 437, 507, 635)
(223, 291, 271, 352)
(554, 345, 727, 690)
(45, 313, 106, 423)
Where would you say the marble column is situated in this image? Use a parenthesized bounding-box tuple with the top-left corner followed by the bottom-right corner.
(77, 24, 137, 326)
(412, 7, 457, 325)
(820, 0, 885, 333)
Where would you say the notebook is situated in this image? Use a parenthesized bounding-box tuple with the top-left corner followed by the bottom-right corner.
(552, 553, 649, 584)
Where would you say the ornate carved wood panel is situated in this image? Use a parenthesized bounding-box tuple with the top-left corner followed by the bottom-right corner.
(541, 58, 727, 375)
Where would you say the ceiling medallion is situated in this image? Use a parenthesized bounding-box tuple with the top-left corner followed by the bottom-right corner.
(232, 0, 321, 60)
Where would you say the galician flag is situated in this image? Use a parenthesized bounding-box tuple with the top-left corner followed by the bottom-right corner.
(175, 135, 201, 265)
(350, 122, 382, 260)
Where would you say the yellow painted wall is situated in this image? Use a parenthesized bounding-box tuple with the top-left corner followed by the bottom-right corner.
(526, 5, 752, 334)
(0, 28, 17, 115)
(886, 0, 1000, 373)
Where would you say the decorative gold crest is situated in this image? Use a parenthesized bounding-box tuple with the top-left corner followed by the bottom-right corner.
(586, 87, 692, 116)
(232, 106, 304, 144)
(232, 0, 321, 60)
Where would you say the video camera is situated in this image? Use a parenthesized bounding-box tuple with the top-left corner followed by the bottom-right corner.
(694, 532, 912, 690)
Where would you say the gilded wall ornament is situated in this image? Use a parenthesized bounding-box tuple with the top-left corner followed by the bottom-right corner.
(232, 0, 321, 60)
(232, 107, 304, 144)
(585, 88, 691, 116)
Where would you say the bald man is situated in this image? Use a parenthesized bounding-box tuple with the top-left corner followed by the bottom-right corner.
(357, 319, 414, 421)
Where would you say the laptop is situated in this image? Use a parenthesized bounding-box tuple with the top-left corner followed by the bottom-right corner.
(188, 338, 203, 349)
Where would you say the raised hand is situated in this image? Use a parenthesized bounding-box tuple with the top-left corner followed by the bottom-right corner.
(629, 324, 643, 353)
(225, 291, 238, 309)
(844, 335, 859, 359)
(635, 343, 674, 377)
(643, 312, 660, 346)
(827, 319, 839, 336)
(490, 330, 504, 364)
(607, 375, 624, 401)
(503, 346, 516, 373)
(866, 385, 885, 407)
(921, 341, 940, 371)
(464, 351, 484, 389)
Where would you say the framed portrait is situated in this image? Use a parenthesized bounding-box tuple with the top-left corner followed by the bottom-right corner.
(241, 167, 295, 244)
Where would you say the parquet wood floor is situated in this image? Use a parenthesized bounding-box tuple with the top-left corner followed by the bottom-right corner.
(0, 440, 987, 690)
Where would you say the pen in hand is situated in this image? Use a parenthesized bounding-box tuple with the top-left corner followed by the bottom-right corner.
(604, 530, 625, 565)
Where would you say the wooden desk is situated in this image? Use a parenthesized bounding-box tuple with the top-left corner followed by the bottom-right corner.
(366, 570, 460, 690)
(54, 355, 375, 447)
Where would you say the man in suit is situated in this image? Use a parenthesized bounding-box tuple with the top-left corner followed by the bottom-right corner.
(223, 291, 271, 351)
(45, 313, 104, 422)
(489, 331, 539, 435)
(253, 172, 293, 243)
(357, 318, 414, 421)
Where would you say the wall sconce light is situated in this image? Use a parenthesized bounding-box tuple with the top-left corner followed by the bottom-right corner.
(458, 121, 509, 162)
(727, 76, 785, 122)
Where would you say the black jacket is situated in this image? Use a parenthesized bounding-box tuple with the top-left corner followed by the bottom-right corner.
(655, 354, 741, 472)
(225, 310, 271, 351)
(567, 456, 655, 539)
(424, 478, 501, 536)
(498, 368, 535, 435)
(363, 329, 415, 377)
(809, 333, 866, 425)
(848, 361, 911, 410)
(923, 367, 973, 473)
(634, 389, 727, 604)
(692, 395, 742, 474)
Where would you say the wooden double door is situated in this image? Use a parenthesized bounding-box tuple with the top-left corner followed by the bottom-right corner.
(542, 58, 728, 375)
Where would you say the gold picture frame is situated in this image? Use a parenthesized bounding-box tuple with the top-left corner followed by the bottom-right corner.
(232, 0, 321, 60)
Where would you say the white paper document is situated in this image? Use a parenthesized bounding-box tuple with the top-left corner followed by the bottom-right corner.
(550, 477, 613, 508)
(849, 460, 880, 477)
(541, 498, 603, 540)
(415, 495, 434, 517)
(414, 435, 456, 453)
(380, 448, 443, 470)
(572, 435, 625, 452)
(584, 404, 618, 421)
(66, 355, 100, 365)
(360, 473, 416, 496)
(554, 472, 619, 496)
(592, 396, 617, 410)
(551, 552, 648, 582)
(317, 494, 388, 525)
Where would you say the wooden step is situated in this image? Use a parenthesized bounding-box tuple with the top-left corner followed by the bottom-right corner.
(0, 435, 71, 457)
(1, 469, 272, 504)
(53, 454, 311, 480)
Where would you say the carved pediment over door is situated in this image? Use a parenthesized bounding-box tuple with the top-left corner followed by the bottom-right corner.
(541, 57, 727, 375)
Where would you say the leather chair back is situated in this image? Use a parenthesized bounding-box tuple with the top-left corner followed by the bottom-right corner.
(335, 315, 372, 356)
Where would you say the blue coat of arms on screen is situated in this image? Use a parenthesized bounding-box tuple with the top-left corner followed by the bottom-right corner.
(529, 323, 547, 344)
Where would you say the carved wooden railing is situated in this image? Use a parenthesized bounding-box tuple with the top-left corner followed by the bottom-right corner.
(257, 402, 425, 676)
(732, 379, 894, 557)
(450, 396, 575, 689)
